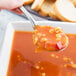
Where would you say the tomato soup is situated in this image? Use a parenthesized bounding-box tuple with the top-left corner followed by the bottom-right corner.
(7, 31, 76, 76)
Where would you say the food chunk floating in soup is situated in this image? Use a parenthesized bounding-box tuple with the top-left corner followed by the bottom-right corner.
(33, 25, 69, 52)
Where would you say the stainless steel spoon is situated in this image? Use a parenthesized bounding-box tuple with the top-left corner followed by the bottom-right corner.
(20, 6, 36, 28)
(20, 6, 68, 52)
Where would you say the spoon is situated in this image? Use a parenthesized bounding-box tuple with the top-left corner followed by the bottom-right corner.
(20, 6, 69, 52)
(20, 6, 36, 28)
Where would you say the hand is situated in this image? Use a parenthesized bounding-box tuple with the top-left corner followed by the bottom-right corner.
(0, 0, 26, 14)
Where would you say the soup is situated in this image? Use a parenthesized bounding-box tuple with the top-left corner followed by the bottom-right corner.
(7, 31, 76, 76)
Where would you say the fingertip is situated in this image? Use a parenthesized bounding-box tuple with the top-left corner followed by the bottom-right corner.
(11, 8, 23, 14)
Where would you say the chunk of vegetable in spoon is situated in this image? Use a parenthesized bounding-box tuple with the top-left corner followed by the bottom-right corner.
(33, 25, 69, 52)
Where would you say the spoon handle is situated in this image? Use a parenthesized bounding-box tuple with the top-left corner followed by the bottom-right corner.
(20, 6, 36, 28)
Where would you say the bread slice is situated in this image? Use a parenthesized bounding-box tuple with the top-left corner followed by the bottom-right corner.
(31, 0, 44, 11)
(49, 4, 59, 20)
(39, 0, 58, 18)
(71, 0, 76, 6)
(23, 0, 34, 5)
(54, 0, 76, 22)
(39, 0, 51, 16)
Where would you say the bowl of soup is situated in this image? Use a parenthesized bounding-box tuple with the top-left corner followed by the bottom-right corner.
(0, 21, 76, 76)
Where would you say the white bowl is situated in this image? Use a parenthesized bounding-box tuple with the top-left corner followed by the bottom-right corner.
(0, 21, 76, 76)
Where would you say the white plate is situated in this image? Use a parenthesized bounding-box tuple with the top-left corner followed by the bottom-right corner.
(0, 21, 76, 76)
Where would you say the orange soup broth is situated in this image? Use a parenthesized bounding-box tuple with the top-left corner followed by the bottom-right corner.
(7, 31, 76, 76)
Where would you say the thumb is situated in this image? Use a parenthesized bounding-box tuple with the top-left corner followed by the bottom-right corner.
(8, 0, 25, 9)
(0, 0, 26, 9)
